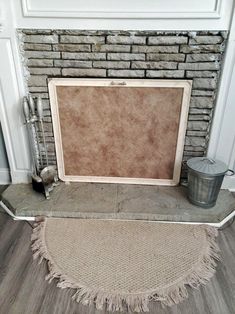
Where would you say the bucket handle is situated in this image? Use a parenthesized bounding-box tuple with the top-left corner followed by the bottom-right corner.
(225, 169, 235, 176)
(203, 158, 234, 176)
(202, 158, 215, 164)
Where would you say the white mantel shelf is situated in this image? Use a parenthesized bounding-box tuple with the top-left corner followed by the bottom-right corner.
(14, 0, 233, 31)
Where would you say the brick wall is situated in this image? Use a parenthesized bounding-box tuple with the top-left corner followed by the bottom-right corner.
(19, 29, 227, 179)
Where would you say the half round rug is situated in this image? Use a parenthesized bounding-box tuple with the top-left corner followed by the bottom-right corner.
(31, 218, 220, 312)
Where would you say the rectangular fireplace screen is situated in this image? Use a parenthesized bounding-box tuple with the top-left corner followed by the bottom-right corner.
(49, 79, 191, 185)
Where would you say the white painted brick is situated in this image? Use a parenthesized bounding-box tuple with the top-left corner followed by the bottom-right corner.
(186, 54, 221, 62)
(60, 35, 105, 44)
(188, 115, 210, 121)
(24, 43, 52, 51)
(132, 46, 179, 53)
(180, 45, 223, 53)
(189, 36, 223, 45)
(53, 44, 91, 52)
(93, 61, 130, 69)
(193, 78, 217, 90)
(42, 109, 51, 116)
(187, 130, 207, 137)
(178, 63, 219, 70)
(107, 70, 144, 77)
(42, 99, 50, 109)
(189, 108, 211, 115)
(62, 52, 106, 60)
(187, 121, 208, 131)
(47, 143, 56, 152)
(92, 44, 131, 52)
(43, 123, 53, 132)
(107, 53, 145, 61)
(28, 75, 47, 87)
(28, 86, 48, 92)
(43, 116, 52, 122)
(25, 51, 60, 59)
(23, 30, 52, 35)
(30, 92, 49, 99)
(148, 36, 187, 45)
(146, 70, 184, 78)
(185, 137, 206, 147)
(147, 53, 185, 62)
(27, 59, 54, 67)
(29, 68, 61, 75)
(24, 34, 58, 44)
(132, 61, 177, 69)
(62, 68, 106, 77)
(107, 36, 146, 45)
(190, 97, 214, 109)
(186, 71, 217, 78)
(183, 151, 204, 156)
(54, 60, 92, 68)
(191, 90, 214, 96)
(184, 145, 205, 152)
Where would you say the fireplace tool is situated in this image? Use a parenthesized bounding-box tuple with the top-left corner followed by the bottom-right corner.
(23, 95, 58, 199)
(23, 97, 43, 189)
(28, 95, 43, 167)
(36, 96, 58, 194)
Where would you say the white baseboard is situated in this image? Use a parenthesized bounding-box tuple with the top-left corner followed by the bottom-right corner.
(10, 169, 31, 184)
(0, 168, 11, 184)
(222, 175, 235, 191)
(0, 168, 32, 184)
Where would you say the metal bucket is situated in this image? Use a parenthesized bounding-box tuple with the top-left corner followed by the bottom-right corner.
(187, 157, 234, 208)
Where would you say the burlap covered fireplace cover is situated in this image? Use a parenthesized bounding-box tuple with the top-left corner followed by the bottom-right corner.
(49, 78, 191, 185)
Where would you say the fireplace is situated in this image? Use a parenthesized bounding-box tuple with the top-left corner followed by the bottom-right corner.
(19, 29, 227, 182)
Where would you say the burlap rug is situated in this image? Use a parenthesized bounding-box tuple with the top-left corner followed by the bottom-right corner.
(32, 218, 220, 312)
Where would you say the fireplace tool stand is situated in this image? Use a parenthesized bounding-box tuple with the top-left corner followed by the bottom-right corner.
(23, 95, 58, 199)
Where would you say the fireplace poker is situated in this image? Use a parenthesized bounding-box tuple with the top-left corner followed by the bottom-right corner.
(28, 95, 43, 168)
(36, 96, 49, 167)
(23, 95, 59, 198)
(36, 96, 58, 198)
(23, 97, 43, 188)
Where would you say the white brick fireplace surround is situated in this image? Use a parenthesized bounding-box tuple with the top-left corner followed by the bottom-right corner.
(0, 0, 235, 190)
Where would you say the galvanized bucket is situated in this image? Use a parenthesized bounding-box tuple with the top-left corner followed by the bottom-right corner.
(187, 157, 234, 208)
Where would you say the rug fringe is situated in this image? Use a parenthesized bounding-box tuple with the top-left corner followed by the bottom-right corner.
(31, 222, 220, 312)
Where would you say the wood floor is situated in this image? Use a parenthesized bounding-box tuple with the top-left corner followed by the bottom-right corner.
(0, 212, 234, 314)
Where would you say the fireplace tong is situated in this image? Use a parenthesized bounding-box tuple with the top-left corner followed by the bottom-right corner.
(23, 95, 58, 199)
